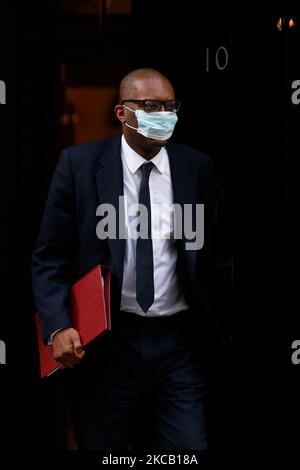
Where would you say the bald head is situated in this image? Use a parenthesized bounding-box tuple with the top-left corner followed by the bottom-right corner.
(119, 68, 174, 103)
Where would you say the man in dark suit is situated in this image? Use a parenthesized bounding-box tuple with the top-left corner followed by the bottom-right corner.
(32, 68, 226, 450)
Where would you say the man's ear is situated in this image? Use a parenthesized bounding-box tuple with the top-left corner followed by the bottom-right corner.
(115, 104, 126, 123)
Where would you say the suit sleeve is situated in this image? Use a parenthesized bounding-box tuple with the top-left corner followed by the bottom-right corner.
(32, 149, 75, 342)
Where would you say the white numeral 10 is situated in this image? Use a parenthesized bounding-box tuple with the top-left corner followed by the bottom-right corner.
(205, 46, 229, 71)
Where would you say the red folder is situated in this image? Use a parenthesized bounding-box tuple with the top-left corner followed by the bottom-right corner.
(35, 265, 111, 378)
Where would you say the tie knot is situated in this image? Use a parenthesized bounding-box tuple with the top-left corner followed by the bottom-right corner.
(140, 161, 154, 180)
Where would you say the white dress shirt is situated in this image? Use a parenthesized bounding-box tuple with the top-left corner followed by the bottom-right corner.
(120, 134, 188, 316)
(48, 135, 189, 343)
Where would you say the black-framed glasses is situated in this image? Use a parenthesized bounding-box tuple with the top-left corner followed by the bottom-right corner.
(121, 99, 181, 113)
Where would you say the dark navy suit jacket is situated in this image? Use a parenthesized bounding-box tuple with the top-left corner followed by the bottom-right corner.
(32, 134, 225, 368)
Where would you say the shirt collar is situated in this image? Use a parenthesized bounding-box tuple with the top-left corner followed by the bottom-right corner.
(121, 134, 166, 175)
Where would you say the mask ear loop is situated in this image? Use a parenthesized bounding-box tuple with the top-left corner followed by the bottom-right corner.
(122, 104, 135, 113)
(122, 104, 139, 132)
(125, 122, 139, 132)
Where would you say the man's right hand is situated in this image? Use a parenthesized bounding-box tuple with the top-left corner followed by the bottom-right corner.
(52, 327, 85, 369)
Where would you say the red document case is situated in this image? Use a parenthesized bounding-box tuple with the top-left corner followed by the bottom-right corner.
(35, 265, 111, 378)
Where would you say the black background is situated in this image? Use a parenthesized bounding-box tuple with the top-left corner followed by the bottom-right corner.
(0, 1, 299, 465)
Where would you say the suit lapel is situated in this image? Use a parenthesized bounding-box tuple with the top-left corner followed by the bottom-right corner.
(167, 142, 198, 273)
(167, 142, 196, 205)
(96, 135, 125, 285)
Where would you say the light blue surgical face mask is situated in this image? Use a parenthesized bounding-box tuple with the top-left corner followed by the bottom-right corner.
(123, 105, 178, 140)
